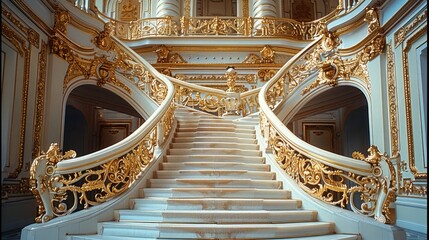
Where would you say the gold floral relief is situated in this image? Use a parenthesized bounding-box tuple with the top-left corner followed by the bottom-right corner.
(31, 128, 156, 222)
(92, 22, 114, 51)
(386, 43, 399, 157)
(53, 8, 70, 34)
(118, 0, 140, 21)
(268, 124, 397, 223)
(50, 35, 131, 94)
(364, 7, 380, 34)
(2, 22, 31, 179)
(32, 42, 48, 158)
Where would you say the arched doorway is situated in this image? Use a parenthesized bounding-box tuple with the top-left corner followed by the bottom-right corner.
(63, 85, 144, 156)
(287, 85, 369, 157)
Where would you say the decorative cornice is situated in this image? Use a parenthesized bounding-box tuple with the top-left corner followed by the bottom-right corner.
(364, 7, 380, 34)
(1, 4, 40, 48)
(394, 9, 427, 47)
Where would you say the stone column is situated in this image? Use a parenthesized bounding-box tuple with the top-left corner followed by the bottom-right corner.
(251, 0, 278, 18)
(156, 0, 181, 20)
(251, 0, 278, 32)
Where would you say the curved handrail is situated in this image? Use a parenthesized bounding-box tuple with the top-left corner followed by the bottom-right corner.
(258, 33, 397, 224)
(167, 75, 226, 116)
(30, 5, 176, 224)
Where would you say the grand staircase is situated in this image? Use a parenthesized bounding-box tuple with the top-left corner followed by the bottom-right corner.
(69, 107, 359, 239)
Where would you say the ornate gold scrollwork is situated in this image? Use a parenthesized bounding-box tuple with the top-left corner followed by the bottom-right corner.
(93, 22, 114, 51)
(258, 69, 277, 82)
(53, 8, 70, 34)
(30, 143, 76, 223)
(30, 127, 157, 222)
(155, 45, 187, 63)
(173, 84, 223, 116)
(225, 67, 237, 92)
(268, 121, 397, 223)
(364, 8, 380, 34)
(260, 46, 275, 63)
(50, 35, 131, 94)
(301, 56, 345, 95)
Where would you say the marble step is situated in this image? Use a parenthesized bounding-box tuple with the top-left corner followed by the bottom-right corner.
(153, 170, 275, 180)
(97, 222, 336, 239)
(164, 155, 265, 164)
(177, 122, 255, 130)
(167, 148, 261, 157)
(114, 209, 318, 223)
(68, 233, 359, 240)
(172, 136, 257, 144)
(159, 162, 269, 171)
(141, 188, 291, 199)
(130, 198, 302, 211)
(169, 142, 259, 150)
(147, 179, 282, 189)
(174, 131, 255, 139)
(176, 127, 255, 134)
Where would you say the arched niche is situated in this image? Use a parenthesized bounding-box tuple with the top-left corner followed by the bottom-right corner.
(287, 85, 369, 157)
(63, 84, 144, 156)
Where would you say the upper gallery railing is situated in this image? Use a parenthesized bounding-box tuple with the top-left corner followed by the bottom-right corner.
(30, 5, 176, 223)
(258, 29, 397, 224)
(71, 0, 350, 41)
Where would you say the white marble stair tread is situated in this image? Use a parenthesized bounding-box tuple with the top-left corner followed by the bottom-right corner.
(67, 233, 358, 240)
(167, 148, 261, 157)
(174, 131, 255, 138)
(153, 170, 275, 179)
(141, 187, 291, 199)
(98, 222, 336, 239)
(172, 136, 257, 144)
(159, 162, 269, 171)
(114, 209, 318, 223)
(130, 198, 302, 210)
(177, 122, 255, 129)
(164, 155, 265, 163)
(176, 127, 255, 134)
(147, 179, 282, 189)
(170, 142, 259, 150)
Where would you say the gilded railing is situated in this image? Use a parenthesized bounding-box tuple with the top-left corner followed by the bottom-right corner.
(71, 0, 369, 41)
(258, 32, 397, 224)
(30, 21, 176, 223)
(240, 87, 260, 117)
(111, 17, 179, 40)
(167, 76, 226, 116)
(180, 16, 251, 36)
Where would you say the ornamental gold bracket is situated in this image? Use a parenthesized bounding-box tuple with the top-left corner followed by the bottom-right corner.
(351, 145, 397, 224)
(155, 45, 187, 63)
(93, 22, 114, 51)
(364, 7, 380, 34)
(30, 143, 76, 223)
(53, 8, 70, 34)
(301, 56, 345, 95)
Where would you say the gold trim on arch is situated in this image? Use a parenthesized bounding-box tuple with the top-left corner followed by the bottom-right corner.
(402, 26, 427, 179)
